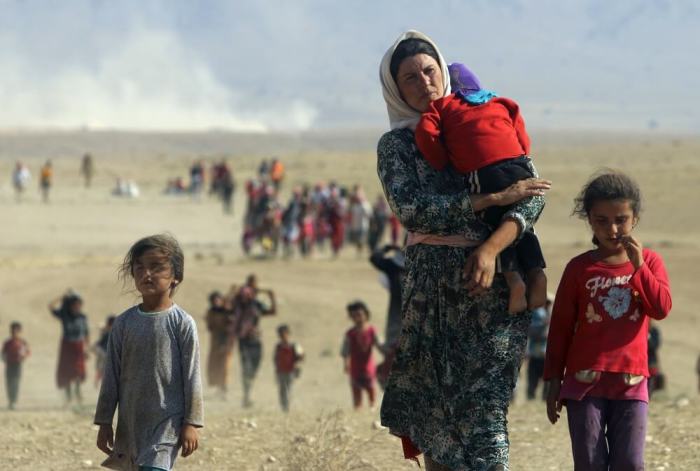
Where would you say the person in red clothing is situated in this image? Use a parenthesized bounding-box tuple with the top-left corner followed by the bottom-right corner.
(543, 172, 672, 471)
(415, 63, 546, 315)
(341, 300, 384, 410)
(273, 324, 304, 412)
(327, 188, 346, 258)
(2, 322, 30, 410)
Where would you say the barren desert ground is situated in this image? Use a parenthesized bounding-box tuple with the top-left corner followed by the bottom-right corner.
(1, 131, 699, 470)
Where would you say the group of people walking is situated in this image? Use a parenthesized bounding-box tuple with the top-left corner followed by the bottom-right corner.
(204, 274, 312, 413)
(10, 154, 95, 203)
(243, 177, 403, 258)
(204, 274, 287, 409)
(0, 27, 684, 471)
(11, 159, 55, 202)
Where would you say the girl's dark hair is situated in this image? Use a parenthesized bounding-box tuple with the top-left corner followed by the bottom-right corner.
(119, 233, 184, 289)
(573, 171, 642, 218)
(277, 324, 290, 335)
(390, 38, 440, 82)
(61, 293, 83, 313)
(573, 171, 642, 245)
(346, 300, 370, 319)
(208, 290, 223, 304)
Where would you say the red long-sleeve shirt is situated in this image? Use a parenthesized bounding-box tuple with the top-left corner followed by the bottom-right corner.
(415, 94, 530, 174)
(544, 248, 671, 380)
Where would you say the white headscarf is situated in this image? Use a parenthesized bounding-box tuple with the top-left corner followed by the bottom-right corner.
(379, 30, 451, 130)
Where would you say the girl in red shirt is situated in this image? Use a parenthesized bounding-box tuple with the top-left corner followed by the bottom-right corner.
(544, 172, 672, 470)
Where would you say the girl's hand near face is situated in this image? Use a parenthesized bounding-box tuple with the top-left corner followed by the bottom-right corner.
(179, 424, 199, 457)
(621, 235, 644, 269)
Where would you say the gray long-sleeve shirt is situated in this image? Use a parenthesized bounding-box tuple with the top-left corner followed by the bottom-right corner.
(94, 304, 204, 471)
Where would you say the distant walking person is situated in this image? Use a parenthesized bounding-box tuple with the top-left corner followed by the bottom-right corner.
(49, 290, 89, 406)
(274, 324, 304, 412)
(231, 284, 276, 408)
(369, 245, 405, 389)
(81, 153, 95, 188)
(367, 196, 390, 251)
(12, 161, 31, 202)
(258, 159, 270, 181)
(526, 297, 551, 400)
(348, 186, 373, 255)
(270, 158, 285, 191)
(39, 159, 53, 203)
(95, 234, 203, 470)
(647, 323, 665, 397)
(2, 322, 30, 410)
(189, 160, 205, 197)
(92, 315, 116, 388)
(342, 301, 384, 410)
(205, 291, 234, 398)
(221, 166, 235, 214)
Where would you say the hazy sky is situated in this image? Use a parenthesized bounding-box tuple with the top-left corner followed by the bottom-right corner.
(1, 0, 697, 132)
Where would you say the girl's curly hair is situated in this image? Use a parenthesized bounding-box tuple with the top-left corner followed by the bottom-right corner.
(119, 233, 184, 290)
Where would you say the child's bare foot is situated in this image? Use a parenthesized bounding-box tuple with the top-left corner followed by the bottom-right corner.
(527, 268, 548, 310)
(505, 272, 527, 314)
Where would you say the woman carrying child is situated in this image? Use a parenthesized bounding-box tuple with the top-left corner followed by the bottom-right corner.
(377, 30, 550, 470)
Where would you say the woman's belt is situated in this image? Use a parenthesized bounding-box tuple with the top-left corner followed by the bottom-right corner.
(406, 232, 482, 248)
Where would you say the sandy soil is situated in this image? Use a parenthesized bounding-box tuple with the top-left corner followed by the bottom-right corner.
(1, 131, 699, 470)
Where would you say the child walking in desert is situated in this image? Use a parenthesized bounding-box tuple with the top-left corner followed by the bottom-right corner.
(414, 62, 546, 314)
(544, 172, 672, 470)
(95, 234, 203, 471)
(49, 290, 89, 406)
(341, 300, 384, 410)
(273, 324, 304, 412)
(2, 322, 30, 409)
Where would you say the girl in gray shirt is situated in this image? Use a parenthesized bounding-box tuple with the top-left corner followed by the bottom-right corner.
(95, 234, 203, 471)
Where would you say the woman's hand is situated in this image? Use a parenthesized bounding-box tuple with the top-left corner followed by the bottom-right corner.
(463, 244, 498, 295)
(462, 217, 523, 295)
(546, 379, 563, 424)
(489, 178, 551, 209)
(96, 424, 114, 455)
(179, 424, 199, 457)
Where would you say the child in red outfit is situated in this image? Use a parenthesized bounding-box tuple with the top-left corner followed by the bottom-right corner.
(341, 300, 384, 409)
(544, 172, 672, 470)
(274, 324, 304, 412)
(2, 322, 30, 409)
(415, 63, 546, 314)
